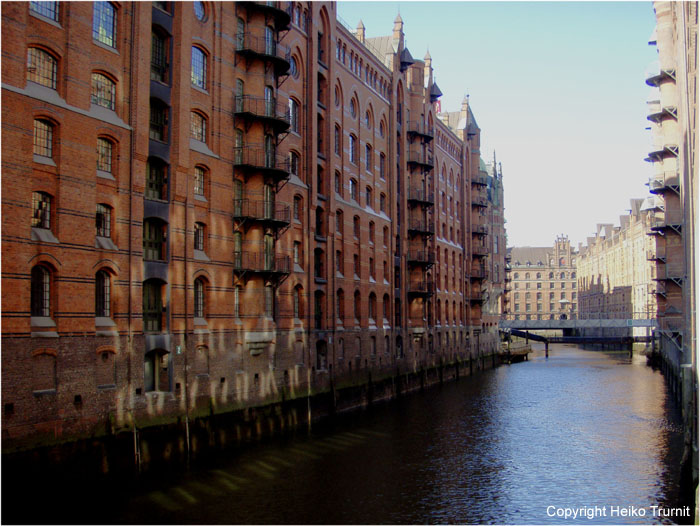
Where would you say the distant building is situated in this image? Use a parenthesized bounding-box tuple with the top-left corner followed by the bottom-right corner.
(504, 236, 577, 320)
(576, 199, 658, 338)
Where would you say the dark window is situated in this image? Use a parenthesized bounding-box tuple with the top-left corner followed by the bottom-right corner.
(194, 166, 205, 196)
(143, 219, 166, 260)
(97, 138, 113, 172)
(194, 222, 204, 251)
(142, 280, 163, 332)
(193, 1, 205, 20)
(151, 30, 169, 83)
(289, 99, 299, 133)
(149, 100, 169, 141)
(31, 265, 51, 317)
(95, 270, 111, 317)
(31, 191, 51, 229)
(194, 278, 205, 317)
(93, 2, 117, 48)
(96, 204, 111, 237)
(145, 158, 168, 200)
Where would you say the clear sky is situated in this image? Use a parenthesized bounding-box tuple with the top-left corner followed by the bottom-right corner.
(337, 1, 659, 249)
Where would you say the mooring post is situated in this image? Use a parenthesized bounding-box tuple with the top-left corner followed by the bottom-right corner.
(545, 341, 549, 359)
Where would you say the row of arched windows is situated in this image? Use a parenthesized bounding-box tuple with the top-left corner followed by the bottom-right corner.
(513, 272, 576, 280)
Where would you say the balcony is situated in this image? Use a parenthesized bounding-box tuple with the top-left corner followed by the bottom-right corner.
(645, 67, 676, 87)
(648, 172, 680, 195)
(406, 250, 435, 267)
(649, 212, 683, 235)
(472, 224, 488, 236)
(472, 244, 488, 258)
(645, 144, 679, 163)
(407, 186, 435, 206)
(235, 33, 291, 75)
(466, 289, 484, 304)
(471, 197, 488, 208)
(233, 199, 291, 230)
(407, 280, 434, 297)
(241, 1, 292, 31)
(233, 251, 290, 281)
(407, 219, 435, 236)
(234, 96, 290, 133)
(653, 269, 684, 288)
(406, 121, 434, 141)
(233, 147, 290, 183)
(647, 105, 678, 124)
(646, 249, 666, 262)
(407, 150, 434, 170)
(469, 267, 488, 280)
(472, 175, 488, 186)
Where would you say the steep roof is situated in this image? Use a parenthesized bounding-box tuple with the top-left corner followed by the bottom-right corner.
(509, 247, 552, 267)
(365, 35, 393, 64)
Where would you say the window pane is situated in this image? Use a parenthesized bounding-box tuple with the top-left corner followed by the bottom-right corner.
(31, 192, 51, 229)
(96, 138, 112, 172)
(191, 47, 207, 89)
(193, 1, 205, 20)
(27, 48, 57, 89)
(194, 166, 205, 196)
(96, 204, 111, 237)
(96, 271, 110, 317)
(33, 119, 53, 158)
(190, 112, 206, 142)
(30, 1, 59, 20)
(151, 31, 168, 82)
(31, 266, 50, 317)
(93, 2, 116, 48)
(91, 73, 115, 109)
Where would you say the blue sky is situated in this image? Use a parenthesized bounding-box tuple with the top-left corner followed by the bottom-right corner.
(337, 1, 659, 248)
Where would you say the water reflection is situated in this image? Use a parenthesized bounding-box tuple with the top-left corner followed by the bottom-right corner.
(5, 345, 686, 525)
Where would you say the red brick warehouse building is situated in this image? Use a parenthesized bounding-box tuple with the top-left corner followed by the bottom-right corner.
(1, 1, 506, 451)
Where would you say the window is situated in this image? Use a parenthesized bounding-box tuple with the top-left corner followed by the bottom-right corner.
(234, 286, 241, 318)
(194, 278, 205, 318)
(96, 138, 113, 173)
(194, 222, 205, 251)
(334, 171, 341, 195)
(353, 254, 360, 276)
(334, 125, 341, 155)
(264, 285, 274, 318)
(96, 204, 111, 237)
(354, 290, 361, 320)
(191, 46, 207, 89)
(288, 151, 300, 180)
(294, 242, 301, 266)
(293, 286, 303, 319)
(315, 206, 324, 237)
(27, 47, 57, 90)
(31, 192, 51, 229)
(336, 210, 343, 235)
(145, 158, 167, 200)
(91, 73, 116, 109)
(335, 250, 343, 274)
(365, 111, 371, 129)
(31, 265, 51, 317)
(142, 280, 163, 332)
(151, 29, 169, 83)
(194, 166, 205, 196)
(349, 98, 356, 118)
(383, 226, 388, 247)
(369, 257, 375, 280)
(365, 187, 372, 208)
(149, 99, 169, 141)
(143, 218, 166, 261)
(353, 216, 360, 239)
(349, 135, 357, 164)
(33, 119, 53, 158)
(365, 144, 372, 171)
(193, 1, 205, 20)
(369, 293, 376, 321)
(95, 270, 111, 317)
(350, 178, 358, 201)
(190, 111, 207, 142)
(369, 221, 375, 244)
(93, 2, 117, 48)
(336, 289, 345, 321)
(379, 153, 386, 180)
(290, 56, 299, 78)
(30, 1, 59, 21)
(293, 195, 302, 222)
(289, 98, 299, 133)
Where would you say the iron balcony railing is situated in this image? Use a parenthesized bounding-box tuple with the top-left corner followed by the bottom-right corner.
(233, 147, 290, 177)
(407, 149, 434, 169)
(234, 95, 290, 130)
(647, 249, 666, 261)
(407, 121, 435, 139)
(408, 280, 434, 295)
(245, 1, 292, 30)
(235, 33, 291, 73)
(408, 219, 435, 234)
(471, 197, 488, 208)
(406, 250, 435, 265)
(648, 171, 680, 194)
(472, 224, 488, 235)
(407, 186, 435, 204)
(472, 244, 489, 257)
(233, 199, 291, 224)
(649, 212, 683, 231)
(233, 251, 290, 274)
(470, 267, 488, 279)
(472, 175, 488, 186)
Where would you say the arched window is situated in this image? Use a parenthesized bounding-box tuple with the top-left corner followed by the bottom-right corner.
(349, 134, 357, 163)
(190, 111, 207, 142)
(336, 210, 343, 235)
(143, 218, 167, 260)
(191, 46, 207, 89)
(95, 270, 111, 317)
(353, 216, 360, 238)
(27, 47, 57, 89)
(365, 186, 372, 208)
(151, 27, 170, 83)
(368, 292, 377, 321)
(194, 222, 205, 251)
(293, 285, 303, 319)
(193, 277, 205, 318)
(334, 124, 341, 155)
(354, 290, 361, 321)
(315, 206, 324, 237)
(336, 288, 345, 321)
(289, 151, 300, 178)
(145, 157, 168, 200)
(96, 137, 114, 173)
(91, 73, 116, 109)
(349, 178, 358, 201)
(193, 1, 206, 20)
(383, 294, 390, 321)
(293, 195, 302, 222)
(96, 203, 112, 238)
(33, 119, 54, 158)
(194, 165, 206, 197)
(314, 248, 325, 280)
(289, 98, 300, 133)
(149, 98, 169, 142)
(93, 2, 117, 48)
(31, 265, 51, 317)
(31, 191, 51, 229)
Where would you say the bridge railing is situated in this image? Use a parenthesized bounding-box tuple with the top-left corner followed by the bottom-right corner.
(501, 311, 655, 321)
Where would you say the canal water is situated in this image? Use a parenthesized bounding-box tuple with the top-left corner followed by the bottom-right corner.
(5, 345, 688, 524)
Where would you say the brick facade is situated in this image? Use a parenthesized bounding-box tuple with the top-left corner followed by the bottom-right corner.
(2, 1, 506, 451)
